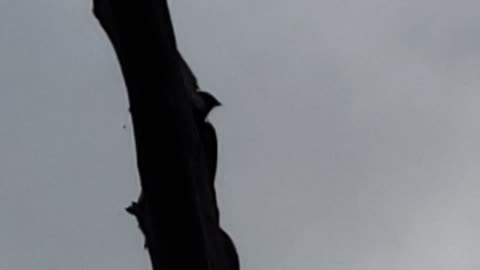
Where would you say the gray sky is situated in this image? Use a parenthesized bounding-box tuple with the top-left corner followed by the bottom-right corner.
(1, 0, 480, 269)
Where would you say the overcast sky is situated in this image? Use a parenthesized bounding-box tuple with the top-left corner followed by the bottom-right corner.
(1, 0, 480, 269)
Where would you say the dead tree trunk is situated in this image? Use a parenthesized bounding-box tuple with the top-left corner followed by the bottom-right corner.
(92, 1, 240, 269)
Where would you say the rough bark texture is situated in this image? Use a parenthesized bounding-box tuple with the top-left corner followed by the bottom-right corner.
(92, 1, 240, 269)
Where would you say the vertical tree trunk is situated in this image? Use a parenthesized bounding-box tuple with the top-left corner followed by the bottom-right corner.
(92, 1, 239, 269)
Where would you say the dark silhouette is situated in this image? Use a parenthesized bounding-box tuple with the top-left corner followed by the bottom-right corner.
(178, 53, 200, 94)
(93, 0, 240, 269)
(193, 91, 221, 119)
(196, 99, 221, 220)
(125, 192, 150, 248)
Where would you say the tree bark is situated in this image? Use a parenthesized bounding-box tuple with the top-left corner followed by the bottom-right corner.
(92, 1, 239, 269)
